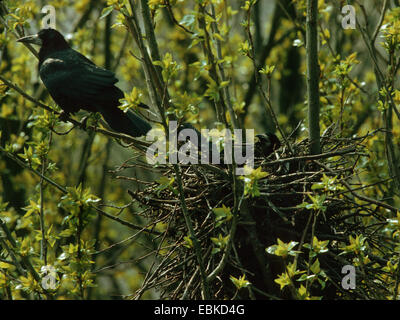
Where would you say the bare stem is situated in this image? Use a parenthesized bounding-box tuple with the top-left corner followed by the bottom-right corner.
(306, 0, 321, 154)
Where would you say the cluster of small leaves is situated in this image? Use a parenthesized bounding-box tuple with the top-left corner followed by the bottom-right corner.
(240, 166, 268, 198)
(5, 2, 37, 30)
(319, 52, 363, 132)
(153, 53, 181, 81)
(381, 8, 400, 53)
(1, 0, 400, 301)
(58, 184, 100, 218)
(230, 274, 250, 290)
(266, 237, 329, 300)
(212, 204, 232, 227)
(119, 87, 143, 112)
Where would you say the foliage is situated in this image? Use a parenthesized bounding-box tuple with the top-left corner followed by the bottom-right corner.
(0, 0, 400, 300)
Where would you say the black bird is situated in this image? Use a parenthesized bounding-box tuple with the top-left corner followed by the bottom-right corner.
(255, 132, 281, 158)
(17, 28, 151, 137)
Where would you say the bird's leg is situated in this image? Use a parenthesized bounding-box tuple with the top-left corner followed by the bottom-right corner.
(79, 116, 89, 130)
(58, 110, 70, 122)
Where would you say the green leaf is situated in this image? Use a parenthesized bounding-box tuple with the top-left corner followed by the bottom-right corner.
(213, 204, 232, 226)
(180, 14, 196, 29)
(266, 239, 300, 258)
(183, 236, 193, 248)
(100, 6, 114, 20)
(310, 259, 321, 274)
(230, 274, 250, 289)
(274, 272, 291, 290)
(0, 261, 13, 269)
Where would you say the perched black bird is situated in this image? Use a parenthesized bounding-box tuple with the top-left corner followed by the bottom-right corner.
(255, 132, 281, 158)
(17, 28, 151, 137)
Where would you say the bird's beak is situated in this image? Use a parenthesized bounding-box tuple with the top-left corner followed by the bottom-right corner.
(17, 34, 42, 46)
(255, 134, 263, 140)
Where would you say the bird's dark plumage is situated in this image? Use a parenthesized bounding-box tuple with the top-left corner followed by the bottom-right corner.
(18, 28, 151, 137)
(255, 132, 281, 157)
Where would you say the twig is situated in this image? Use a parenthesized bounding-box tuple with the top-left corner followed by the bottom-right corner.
(0, 146, 160, 235)
(306, 0, 321, 154)
(173, 164, 211, 299)
(263, 146, 357, 166)
(0, 75, 151, 150)
(243, 3, 294, 156)
(314, 160, 398, 213)
(165, 1, 194, 35)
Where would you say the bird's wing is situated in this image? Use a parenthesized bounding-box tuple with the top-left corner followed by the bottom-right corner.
(40, 52, 121, 110)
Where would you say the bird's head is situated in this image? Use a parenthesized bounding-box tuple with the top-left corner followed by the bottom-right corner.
(256, 132, 281, 149)
(17, 28, 70, 62)
(17, 28, 69, 51)
(17, 28, 67, 46)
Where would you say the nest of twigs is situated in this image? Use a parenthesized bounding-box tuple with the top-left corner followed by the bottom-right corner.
(114, 130, 388, 300)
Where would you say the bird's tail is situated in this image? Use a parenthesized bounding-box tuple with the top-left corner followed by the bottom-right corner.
(125, 109, 152, 136)
(100, 107, 152, 137)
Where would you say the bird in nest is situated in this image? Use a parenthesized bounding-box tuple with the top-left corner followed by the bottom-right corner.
(254, 132, 281, 158)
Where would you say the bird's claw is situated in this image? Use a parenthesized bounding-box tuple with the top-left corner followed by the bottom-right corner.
(58, 111, 69, 122)
(79, 116, 89, 130)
